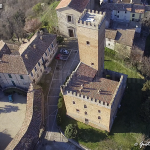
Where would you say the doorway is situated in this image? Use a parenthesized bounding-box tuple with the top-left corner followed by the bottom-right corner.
(68, 29, 74, 37)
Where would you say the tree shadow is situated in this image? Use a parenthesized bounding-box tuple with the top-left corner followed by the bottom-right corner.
(0, 132, 12, 150)
(0, 105, 20, 114)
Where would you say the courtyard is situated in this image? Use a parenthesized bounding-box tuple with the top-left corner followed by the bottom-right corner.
(0, 91, 27, 150)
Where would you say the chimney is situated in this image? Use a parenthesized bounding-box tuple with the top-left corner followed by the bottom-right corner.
(33, 44, 36, 49)
(25, 54, 28, 59)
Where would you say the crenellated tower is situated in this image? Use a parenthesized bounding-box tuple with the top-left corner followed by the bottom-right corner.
(77, 9, 106, 76)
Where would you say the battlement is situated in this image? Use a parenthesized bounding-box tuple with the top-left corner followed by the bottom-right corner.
(77, 9, 106, 29)
(60, 72, 126, 110)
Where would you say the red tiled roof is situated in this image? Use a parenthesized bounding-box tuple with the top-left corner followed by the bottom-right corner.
(105, 29, 117, 40)
(56, 0, 90, 12)
(0, 55, 28, 75)
(66, 63, 119, 104)
(56, 0, 71, 10)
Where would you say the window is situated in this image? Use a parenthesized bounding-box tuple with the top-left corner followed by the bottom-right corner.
(34, 67, 37, 72)
(117, 15, 119, 18)
(98, 116, 101, 119)
(8, 74, 12, 78)
(38, 62, 40, 66)
(86, 41, 90, 45)
(48, 47, 51, 52)
(84, 105, 87, 108)
(98, 110, 101, 113)
(108, 43, 110, 46)
(68, 29, 74, 37)
(67, 15, 72, 22)
(40, 69, 42, 72)
(20, 75, 24, 79)
(132, 14, 135, 17)
(76, 109, 80, 113)
(85, 118, 89, 124)
(73, 101, 75, 104)
(31, 72, 33, 77)
(45, 52, 47, 56)
(125, 11, 127, 13)
(132, 18, 134, 21)
(118, 11, 119, 13)
(42, 57, 44, 62)
(85, 111, 87, 115)
(91, 63, 94, 65)
(51, 43, 54, 48)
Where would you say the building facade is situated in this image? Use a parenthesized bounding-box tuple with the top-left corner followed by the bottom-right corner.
(61, 9, 127, 132)
(0, 33, 58, 89)
(56, 0, 95, 38)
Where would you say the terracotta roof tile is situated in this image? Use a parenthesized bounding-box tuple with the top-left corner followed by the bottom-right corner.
(19, 33, 56, 73)
(65, 63, 119, 104)
(56, 0, 72, 10)
(69, 0, 90, 12)
(105, 29, 117, 40)
(0, 55, 28, 75)
(116, 29, 135, 47)
(56, 0, 90, 12)
(0, 40, 11, 58)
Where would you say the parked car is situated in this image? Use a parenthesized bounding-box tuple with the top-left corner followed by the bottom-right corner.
(8, 95, 13, 102)
(60, 49, 69, 55)
(55, 54, 69, 60)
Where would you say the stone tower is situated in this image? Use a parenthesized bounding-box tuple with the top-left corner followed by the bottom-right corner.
(77, 9, 106, 76)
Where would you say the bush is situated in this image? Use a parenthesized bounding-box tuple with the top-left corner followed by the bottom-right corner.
(142, 80, 150, 101)
(105, 47, 116, 58)
(65, 124, 78, 139)
(57, 36, 64, 44)
(57, 97, 63, 109)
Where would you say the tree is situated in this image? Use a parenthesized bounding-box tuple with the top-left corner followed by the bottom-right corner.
(139, 57, 150, 78)
(64, 124, 78, 139)
(24, 18, 41, 33)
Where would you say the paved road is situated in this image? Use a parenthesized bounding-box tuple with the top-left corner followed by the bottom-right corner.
(36, 49, 81, 150)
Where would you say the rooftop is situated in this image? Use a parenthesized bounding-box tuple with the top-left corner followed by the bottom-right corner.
(0, 40, 11, 58)
(56, 0, 90, 12)
(81, 12, 103, 24)
(115, 29, 135, 46)
(100, 3, 145, 13)
(65, 62, 119, 104)
(19, 33, 56, 73)
(0, 55, 28, 75)
(105, 29, 117, 40)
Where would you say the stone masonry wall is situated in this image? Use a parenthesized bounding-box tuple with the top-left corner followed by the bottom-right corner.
(5, 84, 43, 150)
(63, 93, 111, 131)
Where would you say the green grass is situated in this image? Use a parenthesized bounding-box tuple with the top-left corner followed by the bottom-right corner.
(59, 54, 148, 150)
(40, 1, 60, 33)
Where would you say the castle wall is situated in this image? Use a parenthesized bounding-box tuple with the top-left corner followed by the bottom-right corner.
(63, 93, 111, 131)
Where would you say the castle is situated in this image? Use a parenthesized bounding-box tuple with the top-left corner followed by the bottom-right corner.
(60, 9, 127, 132)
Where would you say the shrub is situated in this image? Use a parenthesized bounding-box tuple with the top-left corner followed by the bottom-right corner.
(57, 36, 64, 44)
(142, 80, 150, 101)
(57, 97, 63, 109)
(65, 124, 78, 139)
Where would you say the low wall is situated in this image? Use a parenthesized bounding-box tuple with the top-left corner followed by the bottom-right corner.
(5, 84, 43, 150)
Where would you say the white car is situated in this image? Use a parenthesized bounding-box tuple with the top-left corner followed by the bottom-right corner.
(60, 49, 69, 55)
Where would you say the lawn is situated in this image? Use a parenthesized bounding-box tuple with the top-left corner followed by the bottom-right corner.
(59, 55, 148, 150)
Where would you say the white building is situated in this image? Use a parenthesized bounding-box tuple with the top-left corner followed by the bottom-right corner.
(105, 29, 117, 50)
(0, 33, 58, 89)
